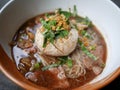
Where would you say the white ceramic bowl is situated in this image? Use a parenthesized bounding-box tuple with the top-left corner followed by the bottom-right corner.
(0, 0, 120, 90)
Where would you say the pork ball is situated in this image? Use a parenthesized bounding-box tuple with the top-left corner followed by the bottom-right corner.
(35, 27, 78, 56)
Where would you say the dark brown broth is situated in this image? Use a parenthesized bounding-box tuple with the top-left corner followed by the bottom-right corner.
(10, 12, 107, 90)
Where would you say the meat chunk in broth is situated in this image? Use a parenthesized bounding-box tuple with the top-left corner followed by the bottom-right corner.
(48, 66, 69, 89)
(17, 39, 33, 49)
(37, 54, 70, 88)
(18, 57, 32, 74)
(26, 67, 69, 89)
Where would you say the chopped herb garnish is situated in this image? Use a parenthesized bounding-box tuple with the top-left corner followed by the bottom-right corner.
(58, 56, 73, 68)
(70, 22, 78, 30)
(41, 63, 59, 71)
(43, 30, 55, 47)
(49, 20, 57, 26)
(78, 39, 98, 60)
(81, 30, 92, 39)
(73, 5, 77, 17)
(40, 11, 70, 48)
(40, 18, 57, 30)
(89, 45, 96, 50)
(82, 17, 92, 26)
(55, 30, 69, 39)
(43, 30, 68, 47)
(42, 29, 69, 47)
(66, 59, 73, 68)
(58, 56, 68, 62)
(41, 56, 73, 71)
(75, 17, 92, 27)
(45, 13, 50, 18)
(34, 62, 40, 69)
(60, 11, 72, 19)
(56, 26, 61, 30)
(56, 8, 72, 19)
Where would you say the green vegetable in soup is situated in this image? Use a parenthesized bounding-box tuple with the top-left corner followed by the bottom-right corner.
(40, 18, 57, 30)
(75, 16, 92, 27)
(81, 30, 92, 39)
(41, 56, 73, 71)
(55, 30, 69, 39)
(78, 39, 98, 60)
(56, 8, 72, 19)
(82, 17, 92, 26)
(58, 56, 73, 68)
(34, 62, 41, 69)
(73, 5, 77, 17)
(41, 63, 59, 71)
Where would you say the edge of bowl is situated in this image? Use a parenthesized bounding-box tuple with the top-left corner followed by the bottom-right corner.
(0, 0, 120, 90)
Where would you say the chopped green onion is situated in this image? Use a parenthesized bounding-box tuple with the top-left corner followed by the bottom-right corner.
(41, 56, 73, 71)
(75, 17, 92, 27)
(40, 18, 57, 30)
(56, 26, 61, 30)
(58, 56, 73, 68)
(34, 62, 40, 69)
(43, 30, 55, 47)
(41, 63, 59, 71)
(56, 8, 72, 19)
(58, 56, 68, 61)
(55, 8, 62, 14)
(49, 20, 57, 26)
(42, 30, 69, 47)
(73, 5, 77, 17)
(45, 13, 50, 18)
(82, 17, 92, 26)
(81, 30, 92, 39)
(70, 22, 78, 30)
(89, 45, 96, 50)
(60, 11, 72, 19)
(55, 30, 69, 39)
(66, 59, 73, 68)
(78, 39, 98, 60)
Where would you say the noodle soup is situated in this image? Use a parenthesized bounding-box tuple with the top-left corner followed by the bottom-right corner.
(10, 7, 107, 90)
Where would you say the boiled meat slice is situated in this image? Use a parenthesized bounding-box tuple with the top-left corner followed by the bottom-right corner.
(48, 66, 70, 89)
(38, 54, 70, 88)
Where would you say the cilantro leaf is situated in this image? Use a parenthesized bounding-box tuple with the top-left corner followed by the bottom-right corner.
(60, 11, 72, 19)
(55, 30, 69, 39)
(43, 30, 55, 47)
(58, 56, 73, 68)
(34, 62, 40, 69)
(40, 18, 57, 30)
(82, 17, 92, 26)
(66, 59, 73, 68)
(81, 30, 92, 39)
(73, 5, 77, 17)
(78, 39, 98, 60)
(42, 30, 69, 48)
(41, 63, 59, 71)
(75, 17, 92, 27)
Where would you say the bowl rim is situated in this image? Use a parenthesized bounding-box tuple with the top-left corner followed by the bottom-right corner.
(0, 0, 120, 90)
